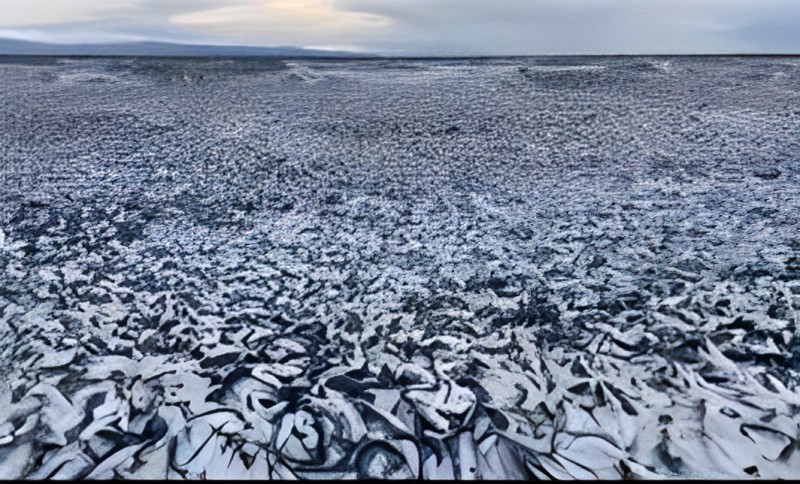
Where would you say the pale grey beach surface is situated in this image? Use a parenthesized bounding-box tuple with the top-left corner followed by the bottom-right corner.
(1, 56, 800, 479)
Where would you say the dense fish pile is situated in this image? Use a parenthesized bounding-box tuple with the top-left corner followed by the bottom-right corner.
(1, 56, 800, 479)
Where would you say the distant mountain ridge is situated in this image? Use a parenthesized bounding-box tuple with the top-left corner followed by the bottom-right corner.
(0, 38, 370, 57)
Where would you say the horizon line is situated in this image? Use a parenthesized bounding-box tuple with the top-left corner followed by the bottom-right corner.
(2, 38, 800, 59)
(2, 53, 800, 60)
(0, 37, 800, 60)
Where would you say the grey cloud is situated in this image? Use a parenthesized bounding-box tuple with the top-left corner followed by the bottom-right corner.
(334, 0, 800, 54)
(0, 0, 799, 54)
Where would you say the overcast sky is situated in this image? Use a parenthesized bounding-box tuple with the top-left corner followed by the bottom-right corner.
(1, 0, 799, 55)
